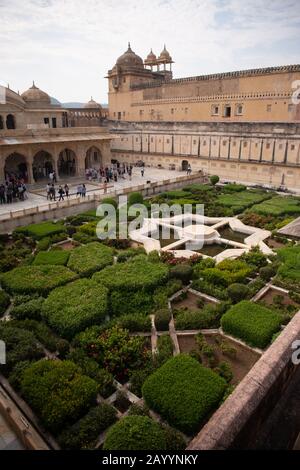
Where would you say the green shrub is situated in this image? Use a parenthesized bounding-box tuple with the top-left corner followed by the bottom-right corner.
(14, 222, 66, 240)
(128, 192, 144, 206)
(100, 197, 118, 209)
(58, 404, 117, 449)
(67, 242, 114, 277)
(110, 289, 153, 316)
(155, 335, 174, 366)
(128, 403, 149, 417)
(276, 245, 300, 283)
(0, 290, 10, 317)
(93, 257, 169, 292)
(129, 366, 155, 398)
(0, 324, 43, 375)
(210, 175, 220, 186)
(76, 326, 149, 381)
(162, 425, 186, 451)
(223, 183, 246, 192)
(1, 265, 77, 295)
(117, 247, 146, 263)
(33, 250, 70, 266)
(42, 279, 108, 339)
(201, 259, 252, 287)
(116, 313, 152, 332)
(221, 301, 282, 349)
(21, 360, 99, 433)
(175, 304, 221, 330)
(155, 309, 171, 331)
(142, 355, 226, 434)
(11, 297, 44, 321)
(36, 237, 51, 252)
(170, 264, 193, 285)
(8, 360, 32, 390)
(214, 361, 233, 383)
(192, 279, 229, 300)
(67, 349, 114, 398)
(227, 284, 250, 303)
(252, 196, 300, 217)
(259, 265, 276, 281)
(240, 247, 268, 269)
(217, 191, 271, 213)
(103, 416, 166, 451)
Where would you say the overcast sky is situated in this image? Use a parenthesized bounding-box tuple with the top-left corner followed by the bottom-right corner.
(1, 0, 300, 103)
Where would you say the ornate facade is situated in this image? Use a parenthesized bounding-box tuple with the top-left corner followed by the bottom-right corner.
(0, 84, 112, 183)
(107, 45, 300, 190)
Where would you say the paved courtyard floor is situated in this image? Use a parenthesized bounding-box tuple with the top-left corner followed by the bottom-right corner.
(0, 167, 183, 217)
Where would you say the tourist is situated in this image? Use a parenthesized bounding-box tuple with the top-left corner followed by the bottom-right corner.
(187, 164, 192, 175)
(53, 171, 57, 183)
(141, 168, 144, 177)
(82, 183, 86, 197)
(0, 184, 5, 204)
(46, 183, 51, 200)
(58, 185, 65, 201)
(64, 184, 69, 198)
(49, 171, 54, 183)
(50, 184, 56, 201)
(76, 184, 82, 196)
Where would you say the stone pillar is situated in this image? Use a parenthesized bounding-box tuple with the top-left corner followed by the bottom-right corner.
(100, 140, 112, 167)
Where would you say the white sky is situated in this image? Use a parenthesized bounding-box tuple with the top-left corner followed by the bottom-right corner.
(1, 0, 300, 103)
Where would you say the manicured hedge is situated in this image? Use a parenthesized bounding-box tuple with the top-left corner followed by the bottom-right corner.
(15, 222, 66, 240)
(142, 355, 226, 434)
(33, 250, 70, 266)
(92, 257, 169, 292)
(277, 245, 300, 282)
(217, 191, 271, 214)
(221, 300, 282, 349)
(252, 196, 300, 216)
(0, 290, 10, 317)
(11, 297, 44, 321)
(1, 265, 77, 295)
(175, 305, 221, 330)
(103, 416, 166, 450)
(155, 309, 171, 331)
(58, 404, 117, 449)
(42, 279, 108, 339)
(0, 324, 43, 375)
(67, 242, 114, 277)
(109, 289, 153, 316)
(21, 360, 99, 433)
(116, 314, 152, 332)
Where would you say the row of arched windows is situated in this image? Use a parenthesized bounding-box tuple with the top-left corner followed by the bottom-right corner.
(0, 114, 16, 130)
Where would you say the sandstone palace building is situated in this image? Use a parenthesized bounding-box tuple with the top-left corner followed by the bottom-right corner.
(108, 44, 300, 190)
(1, 43, 300, 190)
(0, 83, 112, 184)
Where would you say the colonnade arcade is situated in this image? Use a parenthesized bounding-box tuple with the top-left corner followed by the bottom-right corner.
(0, 143, 106, 184)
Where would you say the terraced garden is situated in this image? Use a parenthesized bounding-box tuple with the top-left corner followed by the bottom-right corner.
(0, 184, 299, 450)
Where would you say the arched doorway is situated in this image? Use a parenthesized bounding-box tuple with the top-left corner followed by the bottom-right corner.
(6, 114, 16, 130)
(32, 150, 54, 181)
(58, 148, 77, 177)
(85, 146, 102, 169)
(181, 160, 189, 171)
(4, 153, 28, 181)
(0, 116, 3, 130)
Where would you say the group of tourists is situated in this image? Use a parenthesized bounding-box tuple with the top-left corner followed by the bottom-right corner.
(85, 164, 134, 184)
(0, 177, 27, 204)
(46, 183, 70, 201)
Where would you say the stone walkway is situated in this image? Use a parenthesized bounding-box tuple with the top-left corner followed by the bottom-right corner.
(0, 413, 24, 450)
(0, 167, 183, 217)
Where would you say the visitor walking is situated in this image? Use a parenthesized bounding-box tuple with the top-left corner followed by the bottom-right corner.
(58, 185, 65, 201)
(76, 184, 82, 197)
(64, 184, 69, 198)
(46, 183, 51, 200)
(141, 168, 144, 177)
(81, 184, 86, 198)
(50, 184, 56, 201)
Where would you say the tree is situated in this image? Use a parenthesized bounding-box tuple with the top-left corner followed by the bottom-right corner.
(210, 175, 220, 186)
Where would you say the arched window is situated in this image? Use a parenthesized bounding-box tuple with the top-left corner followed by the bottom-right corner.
(6, 114, 15, 129)
(0, 116, 3, 130)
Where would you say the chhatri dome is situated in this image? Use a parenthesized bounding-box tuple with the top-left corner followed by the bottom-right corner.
(158, 45, 172, 62)
(21, 81, 51, 105)
(146, 49, 157, 62)
(83, 97, 102, 109)
(116, 43, 144, 69)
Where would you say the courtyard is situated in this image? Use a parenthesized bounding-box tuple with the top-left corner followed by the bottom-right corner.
(0, 179, 299, 450)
